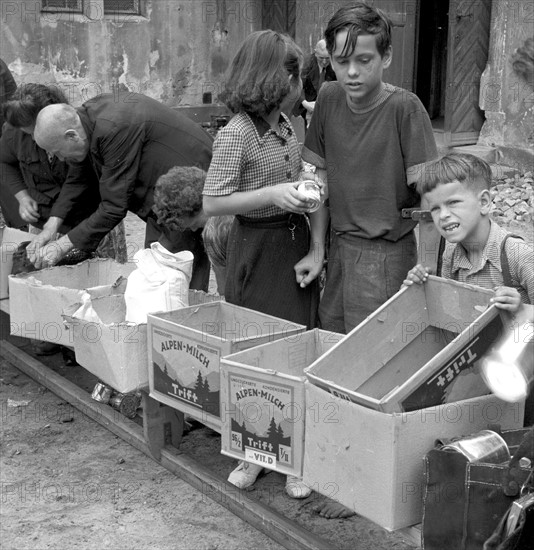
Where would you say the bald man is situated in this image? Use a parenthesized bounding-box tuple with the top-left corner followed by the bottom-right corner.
(292, 39, 337, 129)
(30, 93, 213, 290)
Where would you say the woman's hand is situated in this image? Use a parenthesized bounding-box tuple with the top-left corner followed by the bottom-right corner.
(18, 195, 40, 223)
(269, 182, 312, 213)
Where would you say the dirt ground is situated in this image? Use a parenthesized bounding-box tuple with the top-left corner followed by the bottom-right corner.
(1, 209, 532, 550)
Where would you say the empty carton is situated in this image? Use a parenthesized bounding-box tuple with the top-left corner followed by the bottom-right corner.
(9, 258, 136, 346)
(305, 276, 502, 413)
(63, 289, 222, 394)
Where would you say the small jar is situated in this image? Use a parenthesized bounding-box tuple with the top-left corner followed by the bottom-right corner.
(298, 180, 322, 213)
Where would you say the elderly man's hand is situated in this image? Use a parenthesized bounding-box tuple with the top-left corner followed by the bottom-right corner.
(27, 235, 74, 269)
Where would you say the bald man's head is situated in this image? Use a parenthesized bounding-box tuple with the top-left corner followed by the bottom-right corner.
(34, 104, 89, 163)
(314, 39, 331, 68)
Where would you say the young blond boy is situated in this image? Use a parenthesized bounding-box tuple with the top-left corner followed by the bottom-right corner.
(403, 153, 533, 312)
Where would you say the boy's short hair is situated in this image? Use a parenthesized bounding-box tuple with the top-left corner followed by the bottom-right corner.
(221, 30, 303, 116)
(415, 153, 492, 196)
(325, 3, 392, 58)
(152, 166, 206, 230)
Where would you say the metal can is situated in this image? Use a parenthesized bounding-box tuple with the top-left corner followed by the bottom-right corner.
(91, 382, 113, 404)
(109, 392, 141, 419)
(298, 180, 322, 213)
(441, 430, 511, 464)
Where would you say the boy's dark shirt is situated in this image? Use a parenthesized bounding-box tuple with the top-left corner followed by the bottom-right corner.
(303, 82, 438, 241)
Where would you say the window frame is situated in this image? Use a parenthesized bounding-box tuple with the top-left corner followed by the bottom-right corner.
(41, 0, 83, 13)
(40, 0, 145, 19)
(103, 0, 141, 16)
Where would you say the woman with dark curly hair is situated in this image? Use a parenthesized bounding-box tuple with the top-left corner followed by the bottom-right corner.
(203, 30, 327, 498)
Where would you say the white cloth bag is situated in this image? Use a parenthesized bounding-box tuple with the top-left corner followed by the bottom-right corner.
(124, 242, 194, 323)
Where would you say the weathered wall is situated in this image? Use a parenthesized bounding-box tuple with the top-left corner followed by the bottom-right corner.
(478, 0, 534, 169)
(0, 0, 261, 107)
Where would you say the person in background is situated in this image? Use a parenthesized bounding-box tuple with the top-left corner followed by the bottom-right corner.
(152, 166, 233, 297)
(1, 84, 101, 233)
(203, 29, 326, 498)
(0, 57, 25, 228)
(28, 92, 213, 291)
(152, 165, 209, 244)
(292, 39, 337, 130)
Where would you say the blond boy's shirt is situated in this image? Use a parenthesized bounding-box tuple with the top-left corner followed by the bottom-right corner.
(441, 220, 534, 304)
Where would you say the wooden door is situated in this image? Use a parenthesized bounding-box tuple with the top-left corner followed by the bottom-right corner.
(375, 0, 418, 91)
(444, 0, 492, 145)
(262, 0, 297, 38)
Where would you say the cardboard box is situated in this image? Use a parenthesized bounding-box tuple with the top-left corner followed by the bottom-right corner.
(0, 226, 30, 300)
(220, 329, 344, 477)
(62, 290, 222, 394)
(9, 258, 136, 346)
(305, 276, 501, 413)
(303, 381, 524, 531)
(148, 302, 306, 432)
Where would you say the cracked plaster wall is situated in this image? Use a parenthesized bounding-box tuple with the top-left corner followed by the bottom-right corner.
(479, 0, 534, 169)
(0, 0, 260, 107)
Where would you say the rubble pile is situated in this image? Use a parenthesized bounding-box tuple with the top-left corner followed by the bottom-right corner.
(491, 171, 534, 225)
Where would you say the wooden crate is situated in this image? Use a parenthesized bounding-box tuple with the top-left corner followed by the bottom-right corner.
(62, 290, 221, 394)
(303, 381, 524, 531)
(147, 302, 306, 432)
(220, 329, 343, 477)
(305, 276, 502, 413)
(9, 258, 136, 346)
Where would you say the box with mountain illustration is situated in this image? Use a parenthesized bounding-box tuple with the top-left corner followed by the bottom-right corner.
(220, 329, 344, 477)
(147, 302, 306, 433)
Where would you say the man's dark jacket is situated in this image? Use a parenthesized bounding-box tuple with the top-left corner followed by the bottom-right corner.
(52, 93, 214, 250)
(293, 53, 337, 119)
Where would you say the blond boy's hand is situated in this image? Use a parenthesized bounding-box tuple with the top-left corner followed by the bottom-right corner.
(402, 264, 433, 288)
(490, 286, 522, 313)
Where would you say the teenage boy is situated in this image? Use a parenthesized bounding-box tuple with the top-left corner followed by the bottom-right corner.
(403, 153, 533, 309)
(300, 3, 438, 334)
